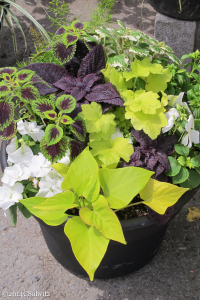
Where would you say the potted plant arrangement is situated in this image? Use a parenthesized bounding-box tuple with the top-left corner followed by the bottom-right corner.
(0, 19, 200, 281)
(146, 0, 200, 21)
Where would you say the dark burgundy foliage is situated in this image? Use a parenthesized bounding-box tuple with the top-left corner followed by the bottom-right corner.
(49, 126, 60, 139)
(147, 206, 174, 225)
(69, 140, 82, 160)
(0, 121, 16, 140)
(0, 68, 15, 75)
(40, 136, 69, 163)
(73, 22, 84, 30)
(77, 44, 105, 80)
(0, 102, 13, 129)
(85, 82, 124, 106)
(22, 63, 69, 95)
(59, 96, 74, 111)
(124, 129, 178, 181)
(53, 43, 75, 63)
(21, 86, 37, 101)
(18, 73, 29, 81)
(71, 119, 85, 141)
(34, 102, 54, 114)
(65, 34, 78, 44)
(54, 27, 65, 36)
(48, 113, 56, 119)
(0, 85, 9, 92)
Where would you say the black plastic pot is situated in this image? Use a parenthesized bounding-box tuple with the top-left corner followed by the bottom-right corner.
(0, 140, 199, 279)
(147, 0, 200, 21)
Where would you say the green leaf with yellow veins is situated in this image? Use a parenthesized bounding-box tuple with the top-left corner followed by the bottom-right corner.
(99, 167, 154, 209)
(145, 68, 172, 93)
(33, 190, 77, 211)
(139, 178, 189, 214)
(19, 197, 68, 225)
(124, 90, 161, 115)
(78, 102, 116, 133)
(79, 195, 126, 244)
(61, 147, 100, 202)
(64, 216, 109, 281)
(52, 163, 69, 178)
(125, 107, 167, 140)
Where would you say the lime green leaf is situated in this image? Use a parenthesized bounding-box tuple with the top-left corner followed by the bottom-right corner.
(19, 197, 68, 225)
(145, 68, 172, 93)
(64, 216, 109, 281)
(99, 167, 154, 209)
(78, 102, 116, 134)
(180, 169, 200, 189)
(56, 94, 76, 113)
(172, 166, 189, 184)
(177, 156, 187, 166)
(60, 115, 74, 125)
(61, 147, 100, 202)
(89, 125, 115, 142)
(43, 110, 57, 120)
(33, 190, 77, 211)
(167, 156, 181, 176)
(52, 163, 69, 178)
(175, 144, 190, 157)
(127, 57, 163, 79)
(140, 178, 189, 214)
(80, 195, 126, 244)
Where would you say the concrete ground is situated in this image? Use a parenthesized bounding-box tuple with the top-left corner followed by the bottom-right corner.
(1, 1, 200, 299)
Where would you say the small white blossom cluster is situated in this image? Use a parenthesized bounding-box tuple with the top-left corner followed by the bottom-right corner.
(162, 92, 199, 148)
(0, 121, 70, 211)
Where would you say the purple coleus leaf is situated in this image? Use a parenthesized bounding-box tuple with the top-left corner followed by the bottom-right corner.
(0, 67, 17, 76)
(71, 20, 87, 30)
(40, 136, 69, 163)
(123, 129, 178, 182)
(45, 124, 63, 146)
(22, 63, 69, 96)
(15, 69, 35, 83)
(18, 84, 39, 102)
(0, 121, 16, 140)
(70, 118, 86, 142)
(60, 115, 74, 125)
(69, 140, 82, 160)
(56, 95, 76, 113)
(77, 44, 105, 80)
(0, 84, 10, 97)
(63, 32, 79, 47)
(43, 110, 57, 120)
(53, 43, 76, 63)
(32, 98, 55, 117)
(0, 101, 14, 130)
(54, 27, 66, 36)
(85, 82, 124, 106)
(147, 206, 174, 225)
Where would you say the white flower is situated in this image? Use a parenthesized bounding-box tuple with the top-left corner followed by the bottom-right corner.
(17, 120, 44, 141)
(182, 115, 199, 148)
(29, 153, 52, 178)
(36, 175, 63, 198)
(0, 183, 24, 210)
(111, 128, 124, 141)
(7, 144, 33, 165)
(2, 163, 31, 186)
(57, 150, 71, 166)
(162, 108, 180, 133)
(6, 137, 18, 155)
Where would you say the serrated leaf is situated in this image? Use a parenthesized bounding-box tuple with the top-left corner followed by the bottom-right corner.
(0, 83, 11, 97)
(70, 118, 86, 141)
(0, 121, 17, 140)
(56, 95, 76, 113)
(0, 101, 14, 130)
(167, 156, 181, 176)
(61, 115, 74, 125)
(45, 124, 63, 146)
(33, 190, 77, 210)
(15, 69, 35, 83)
(140, 178, 189, 214)
(172, 166, 189, 184)
(0, 67, 17, 77)
(80, 195, 126, 244)
(43, 110, 57, 120)
(64, 216, 109, 281)
(32, 98, 55, 117)
(40, 136, 69, 163)
(63, 32, 79, 47)
(99, 167, 154, 209)
(17, 84, 39, 102)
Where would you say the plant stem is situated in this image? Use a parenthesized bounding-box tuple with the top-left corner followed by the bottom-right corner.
(114, 201, 144, 213)
(25, 103, 36, 119)
(14, 110, 20, 119)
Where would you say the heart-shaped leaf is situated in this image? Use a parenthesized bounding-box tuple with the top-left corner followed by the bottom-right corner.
(45, 124, 63, 146)
(56, 94, 76, 113)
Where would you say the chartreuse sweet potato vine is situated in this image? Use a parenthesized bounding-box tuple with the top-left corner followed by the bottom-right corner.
(101, 58, 172, 140)
(19, 148, 188, 281)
